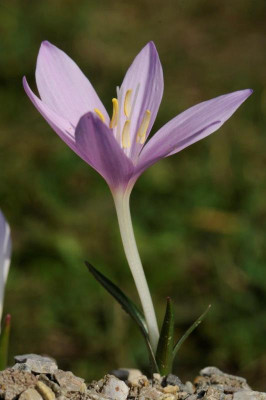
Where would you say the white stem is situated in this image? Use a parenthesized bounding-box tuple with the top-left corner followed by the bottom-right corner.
(112, 188, 159, 352)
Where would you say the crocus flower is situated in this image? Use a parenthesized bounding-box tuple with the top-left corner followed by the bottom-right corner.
(23, 41, 252, 351)
(0, 211, 11, 327)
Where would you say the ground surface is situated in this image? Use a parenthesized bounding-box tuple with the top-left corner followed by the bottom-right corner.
(0, 354, 265, 400)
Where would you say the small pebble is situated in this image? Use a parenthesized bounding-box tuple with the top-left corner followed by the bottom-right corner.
(162, 374, 184, 390)
(101, 375, 129, 400)
(54, 370, 86, 393)
(19, 389, 42, 400)
(36, 381, 55, 400)
(163, 385, 179, 393)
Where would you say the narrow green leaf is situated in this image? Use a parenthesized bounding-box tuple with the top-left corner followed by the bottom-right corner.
(155, 297, 174, 376)
(85, 261, 159, 373)
(0, 314, 11, 370)
(173, 304, 211, 358)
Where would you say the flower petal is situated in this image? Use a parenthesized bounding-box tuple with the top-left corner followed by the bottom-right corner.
(75, 112, 135, 190)
(136, 89, 253, 175)
(118, 42, 163, 160)
(0, 211, 11, 321)
(23, 77, 79, 153)
(35, 41, 109, 126)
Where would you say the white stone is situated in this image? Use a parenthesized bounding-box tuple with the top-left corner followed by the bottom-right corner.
(233, 391, 266, 400)
(101, 375, 129, 400)
(126, 369, 144, 386)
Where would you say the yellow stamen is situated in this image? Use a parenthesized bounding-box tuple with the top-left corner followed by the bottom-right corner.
(122, 120, 131, 148)
(110, 98, 119, 129)
(124, 89, 132, 118)
(94, 108, 105, 123)
(136, 110, 151, 144)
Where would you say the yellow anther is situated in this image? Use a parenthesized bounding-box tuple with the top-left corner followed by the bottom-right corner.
(94, 108, 105, 123)
(124, 90, 132, 118)
(122, 120, 131, 148)
(136, 110, 151, 144)
(110, 98, 119, 129)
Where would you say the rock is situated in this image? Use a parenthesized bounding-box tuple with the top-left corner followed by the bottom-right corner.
(153, 373, 162, 385)
(162, 374, 185, 390)
(127, 369, 146, 386)
(14, 354, 58, 374)
(19, 389, 42, 400)
(163, 385, 179, 393)
(54, 369, 87, 393)
(101, 375, 129, 400)
(195, 366, 251, 394)
(200, 367, 225, 377)
(13, 363, 32, 373)
(139, 386, 162, 400)
(203, 386, 223, 399)
(184, 381, 194, 394)
(0, 368, 37, 400)
(233, 391, 266, 400)
(37, 374, 62, 396)
(35, 381, 55, 400)
(110, 369, 130, 381)
(110, 368, 144, 386)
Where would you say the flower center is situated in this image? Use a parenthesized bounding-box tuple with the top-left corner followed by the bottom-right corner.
(94, 88, 151, 150)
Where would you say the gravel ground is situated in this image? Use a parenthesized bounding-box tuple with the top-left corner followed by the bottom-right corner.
(0, 354, 265, 400)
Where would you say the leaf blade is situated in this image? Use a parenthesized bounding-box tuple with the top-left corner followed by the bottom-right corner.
(155, 297, 174, 375)
(173, 304, 211, 358)
(85, 261, 159, 372)
(0, 314, 11, 370)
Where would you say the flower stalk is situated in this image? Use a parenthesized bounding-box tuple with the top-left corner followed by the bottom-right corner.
(112, 188, 159, 352)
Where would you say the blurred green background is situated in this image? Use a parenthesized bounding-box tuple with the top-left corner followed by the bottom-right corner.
(0, 0, 266, 391)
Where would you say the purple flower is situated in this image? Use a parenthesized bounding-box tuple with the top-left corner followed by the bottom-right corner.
(0, 211, 11, 325)
(23, 41, 252, 194)
(23, 41, 252, 351)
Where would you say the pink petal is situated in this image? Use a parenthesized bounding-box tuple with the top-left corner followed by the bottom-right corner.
(36, 41, 109, 126)
(136, 89, 253, 175)
(23, 77, 79, 153)
(118, 42, 163, 161)
(75, 112, 135, 190)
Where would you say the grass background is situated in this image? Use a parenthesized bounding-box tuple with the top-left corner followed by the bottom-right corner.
(0, 0, 266, 391)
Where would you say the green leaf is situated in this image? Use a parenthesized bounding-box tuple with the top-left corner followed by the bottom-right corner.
(85, 261, 159, 373)
(155, 297, 174, 376)
(173, 304, 211, 358)
(0, 314, 11, 370)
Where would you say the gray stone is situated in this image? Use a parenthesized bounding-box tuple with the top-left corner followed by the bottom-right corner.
(101, 375, 129, 400)
(200, 367, 225, 377)
(13, 363, 32, 373)
(195, 367, 251, 393)
(54, 369, 87, 393)
(19, 389, 42, 400)
(184, 381, 194, 394)
(162, 373, 185, 390)
(14, 354, 58, 374)
(233, 391, 266, 400)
